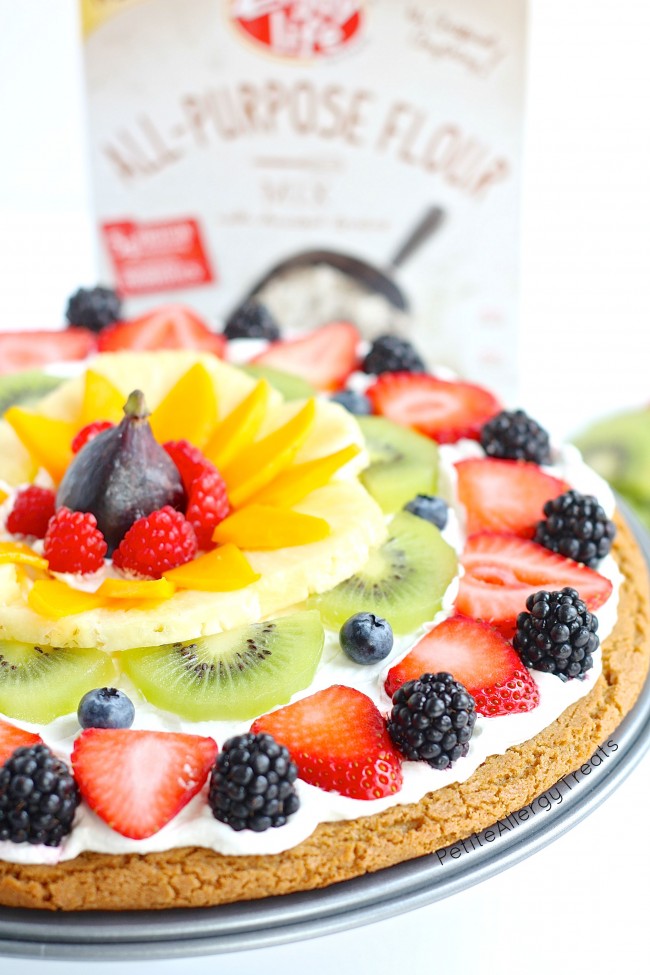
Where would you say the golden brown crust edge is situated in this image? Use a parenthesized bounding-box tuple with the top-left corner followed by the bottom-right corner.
(1, 511, 649, 912)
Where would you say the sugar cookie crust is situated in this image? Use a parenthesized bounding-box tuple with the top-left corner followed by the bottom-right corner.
(0, 511, 648, 911)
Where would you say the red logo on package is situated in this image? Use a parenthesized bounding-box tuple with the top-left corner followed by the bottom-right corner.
(102, 219, 215, 296)
(230, 1, 363, 60)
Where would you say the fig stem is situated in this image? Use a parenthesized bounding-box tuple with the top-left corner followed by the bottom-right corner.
(123, 390, 149, 419)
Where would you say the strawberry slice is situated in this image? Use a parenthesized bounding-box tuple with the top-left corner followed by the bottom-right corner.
(72, 729, 218, 839)
(251, 685, 403, 800)
(456, 457, 569, 537)
(385, 615, 539, 717)
(0, 329, 96, 376)
(0, 718, 42, 766)
(366, 373, 501, 443)
(250, 321, 360, 391)
(97, 305, 226, 356)
(456, 532, 613, 637)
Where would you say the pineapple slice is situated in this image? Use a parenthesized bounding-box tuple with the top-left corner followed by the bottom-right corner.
(0, 352, 384, 651)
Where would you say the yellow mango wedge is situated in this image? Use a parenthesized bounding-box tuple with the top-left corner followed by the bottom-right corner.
(0, 489, 8, 505)
(223, 399, 316, 508)
(81, 370, 125, 425)
(203, 379, 270, 470)
(4, 408, 76, 483)
(96, 577, 176, 601)
(150, 363, 218, 447)
(28, 580, 105, 619)
(249, 444, 361, 508)
(213, 505, 330, 550)
(164, 543, 260, 591)
(0, 541, 48, 572)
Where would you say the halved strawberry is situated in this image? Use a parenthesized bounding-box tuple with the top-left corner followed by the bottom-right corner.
(97, 305, 226, 356)
(251, 685, 402, 800)
(0, 329, 96, 376)
(366, 373, 501, 443)
(456, 457, 569, 537)
(456, 533, 613, 637)
(250, 321, 360, 391)
(0, 718, 42, 766)
(71, 729, 218, 839)
(385, 615, 539, 717)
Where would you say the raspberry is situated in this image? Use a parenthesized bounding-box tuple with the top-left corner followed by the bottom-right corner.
(44, 507, 108, 574)
(186, 469, 230, 549)
(72, 421, 115, 455)
(5, 486, 56, 539)
(163, 440, 216, 493)
(112, 506, 198, 578)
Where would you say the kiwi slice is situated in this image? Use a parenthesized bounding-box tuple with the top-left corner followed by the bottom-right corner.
(309, 510, 457, 634)
(241, 364, 316, 401)
(121, 610, 324, 721)
(357, 415, 439, 513)
(573, 409, 650, 503)
(0, 370, 63, 416)
(0, 641, 115, 724)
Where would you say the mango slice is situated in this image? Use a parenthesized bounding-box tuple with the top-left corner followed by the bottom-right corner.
(223, 399, 316, 508)
(213, 505, 330, 549)
(164, 543, 260, 591)
(249, 444, 361, 507)
(203, 379, 270, 470)
(96, 577, 175, 601)
(81, 370, 125, 425)
(150, 363, 218, 447)
(28, 580, 105, 619)
(0, 542, 48, 572)
(0, 489, 8, 505)
(5, 408, 76, 483)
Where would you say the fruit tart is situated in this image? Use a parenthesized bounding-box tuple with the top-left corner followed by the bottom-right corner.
(0, 344, 647, 912)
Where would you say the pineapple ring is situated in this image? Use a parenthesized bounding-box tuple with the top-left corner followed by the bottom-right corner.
(0, 352, 386, 651)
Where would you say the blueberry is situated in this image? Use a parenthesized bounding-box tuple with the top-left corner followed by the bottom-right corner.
(77, 687, 135, 729)
(330, 390, 373, 416)
(404, 494, 448, 530)
(339, 613, 394, 665)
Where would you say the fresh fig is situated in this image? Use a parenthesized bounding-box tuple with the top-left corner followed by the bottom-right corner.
(56, 390, 185, 554)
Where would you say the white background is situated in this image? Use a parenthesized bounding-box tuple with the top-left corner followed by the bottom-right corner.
(0, 1, 649, 973)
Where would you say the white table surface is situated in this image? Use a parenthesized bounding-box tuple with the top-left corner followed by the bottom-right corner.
(1, 2, 649, 973)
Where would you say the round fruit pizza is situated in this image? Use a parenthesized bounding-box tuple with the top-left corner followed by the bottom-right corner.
(0, 313, 648, 912)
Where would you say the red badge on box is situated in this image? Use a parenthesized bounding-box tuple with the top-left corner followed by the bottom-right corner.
(102, 218, 215, 296)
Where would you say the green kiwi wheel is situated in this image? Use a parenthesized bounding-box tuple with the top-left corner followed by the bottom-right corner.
(0, 371, 63, 416)
(357, 415, 439, 513)
(241, 364, 316, 401)
(120, 610, 325, 721)
(0, 642, 115, 724)
(309, 510, 457, 634)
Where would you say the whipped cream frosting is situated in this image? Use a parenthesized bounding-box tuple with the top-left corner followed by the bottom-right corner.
(0, 439, 622, 865)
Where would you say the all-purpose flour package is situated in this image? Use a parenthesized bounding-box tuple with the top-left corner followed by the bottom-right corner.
(79, 0, 527, 397)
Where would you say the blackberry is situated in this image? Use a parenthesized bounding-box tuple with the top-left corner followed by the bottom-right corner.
(534, 490, 616, 568)
(0, 744, 79, 846)
(65, 286, 122, 333)
(208, 732, 299, 832)
(223, 300, 281, 341)
(513, 587, 599, 681)
(362, 334, 425, 375)
(387, 673, 477, 770)
(480, 409, 551, 464)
